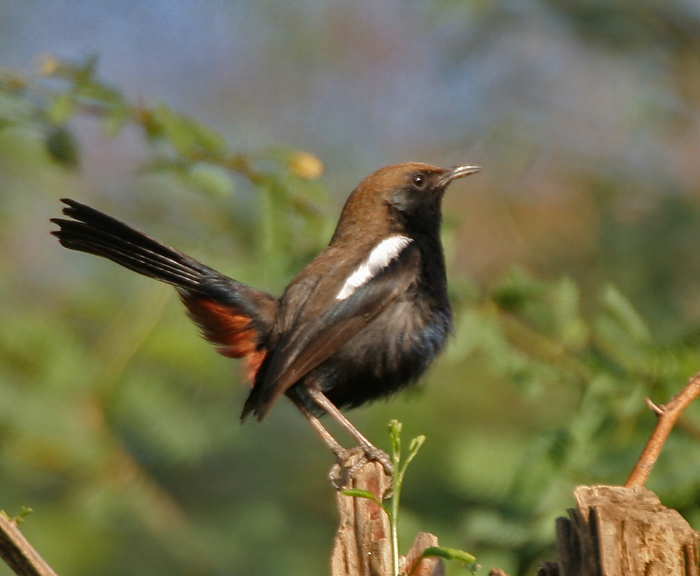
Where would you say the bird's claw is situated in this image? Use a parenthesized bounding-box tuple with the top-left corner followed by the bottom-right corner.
(329, 445, 394, 489)
(361, 444, 394, 476)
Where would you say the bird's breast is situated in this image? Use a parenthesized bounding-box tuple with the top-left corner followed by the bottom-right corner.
(315, 291, 452, 409)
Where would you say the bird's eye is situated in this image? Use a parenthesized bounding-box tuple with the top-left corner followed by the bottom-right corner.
(411, 173, 427, 190)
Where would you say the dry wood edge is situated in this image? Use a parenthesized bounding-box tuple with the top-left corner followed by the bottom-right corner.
(0, 512, 59, 576)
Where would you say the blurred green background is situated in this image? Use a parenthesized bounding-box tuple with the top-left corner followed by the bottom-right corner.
(2, 2, 700, 575)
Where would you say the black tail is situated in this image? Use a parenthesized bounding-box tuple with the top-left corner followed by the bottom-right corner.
(51, 198, 221, 291)
(52, 198, 279, 363)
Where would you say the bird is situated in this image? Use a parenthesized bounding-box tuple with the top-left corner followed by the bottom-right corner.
(51, 162, 480, 480)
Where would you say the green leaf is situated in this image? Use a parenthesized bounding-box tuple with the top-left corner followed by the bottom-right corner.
(553, 277, 589, 351)
(45, 125, 80, 168)
(186, 163, 234, 197)
(420, 546, 477, 564)
(103, 101, 132, 137)
(47, 92, 76, 124)
(341, 489, 390, 516)
(14, 506, 33, 524)
(72, 54, 99, 85)
(404, 435, 426, 471)
(601, 284, 650, 343)
(389, 419, 402, 456)
(76, 78, 125, 108)
(407, 435, 426, 455)
(491, 268, 545, 312)
(341, 488, 380, 502)
(149, 104, 229, 159)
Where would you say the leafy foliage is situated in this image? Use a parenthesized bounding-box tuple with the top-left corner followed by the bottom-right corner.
(1, 44, 700, 576)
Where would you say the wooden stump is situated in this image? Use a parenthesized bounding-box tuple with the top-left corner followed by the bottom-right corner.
(553, 485, 699, 576)
(331, 455, 445, 576)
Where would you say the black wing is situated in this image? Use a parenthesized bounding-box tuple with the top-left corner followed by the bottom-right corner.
(242, 242, 421, 420)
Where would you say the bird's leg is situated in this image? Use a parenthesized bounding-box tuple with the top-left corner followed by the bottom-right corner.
(287, 390, 369, 487)
(305, 387, 394, 477)
(287, 391, 345, 454)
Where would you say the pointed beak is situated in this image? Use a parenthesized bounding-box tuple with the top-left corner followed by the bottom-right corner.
(437, 165, 481, 188)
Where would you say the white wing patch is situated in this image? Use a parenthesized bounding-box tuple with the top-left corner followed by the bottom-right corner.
(336, 235, 413, 300)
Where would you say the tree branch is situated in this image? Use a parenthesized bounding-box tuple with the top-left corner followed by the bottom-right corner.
(626, 370, 700, 488)
(0, 512, 59, 576)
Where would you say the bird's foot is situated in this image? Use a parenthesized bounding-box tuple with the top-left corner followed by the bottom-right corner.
(329, 446, 366, 488)
(361, 443, 394, 476)
(329, 445, 394, 489)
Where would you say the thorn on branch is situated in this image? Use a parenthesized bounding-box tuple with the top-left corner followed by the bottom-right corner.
(645, 397, 665, 416)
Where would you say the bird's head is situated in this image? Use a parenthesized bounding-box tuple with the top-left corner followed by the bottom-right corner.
(331, 162, 481, 241)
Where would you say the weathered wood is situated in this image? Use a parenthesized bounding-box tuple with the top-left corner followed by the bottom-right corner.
(537, 561, 560, 575)
(331, 455, 445, 576)
(402, 532, 445, 576)
(332, 456, 393, 576)
(555, 485, 699, 576)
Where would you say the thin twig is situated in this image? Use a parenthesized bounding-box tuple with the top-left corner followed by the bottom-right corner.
(0, 512, 59, 576)
(625, 370, 700, 487)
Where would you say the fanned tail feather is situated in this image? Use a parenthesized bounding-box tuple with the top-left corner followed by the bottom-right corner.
(52, 198, 278, 383)
(51, 198, 218, 291)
